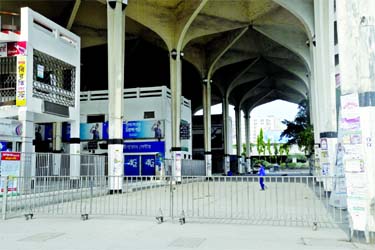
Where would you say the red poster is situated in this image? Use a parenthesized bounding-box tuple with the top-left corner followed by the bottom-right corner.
(7, 41, 27, 57)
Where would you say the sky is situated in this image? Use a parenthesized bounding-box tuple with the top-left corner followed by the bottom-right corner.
(195, 100, 298, 121)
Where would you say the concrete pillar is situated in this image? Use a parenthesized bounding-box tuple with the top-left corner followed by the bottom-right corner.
(337, 0, 375, 241)
(18, 109, 34, 180)
(244, 111, 251, 173)
(169, 49, 183, 180)
(203, 78, 212, 176)
(314, 0, 337, 188)
(235, 106, 242, 174)
(107, 0, 127, 191)
(222, 95, 230, 174)
(69, 120, 80, 178)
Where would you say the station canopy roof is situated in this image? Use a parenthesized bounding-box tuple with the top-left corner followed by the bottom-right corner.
(1, 0, 313, 113)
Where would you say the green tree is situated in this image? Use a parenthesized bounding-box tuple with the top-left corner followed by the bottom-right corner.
(273, 143, 279, 164)
(280, 99, 314, 155)
(266, 138, 272, 162)
(256, 128, 265, 160)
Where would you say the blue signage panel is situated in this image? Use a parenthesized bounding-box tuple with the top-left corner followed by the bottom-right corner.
(141, 155, 155, 176)
(103, 120, 164, 140)
(124, 120, 164, 139)
(124, 141, 165, 154)
(124, 155, 140, 176)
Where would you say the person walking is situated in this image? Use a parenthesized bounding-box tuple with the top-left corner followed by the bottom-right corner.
(258, 164, 266, 190)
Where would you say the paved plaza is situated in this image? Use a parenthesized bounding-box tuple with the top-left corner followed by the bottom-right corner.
(0, 216, 372, 250)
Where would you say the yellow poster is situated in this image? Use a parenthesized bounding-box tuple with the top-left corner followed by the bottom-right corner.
(16, 55, 26, 106)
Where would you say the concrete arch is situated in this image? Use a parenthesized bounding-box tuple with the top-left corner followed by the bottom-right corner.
(272, 0, 315, 39)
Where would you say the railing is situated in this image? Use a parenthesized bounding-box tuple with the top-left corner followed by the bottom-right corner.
(0, 175, 350, 230)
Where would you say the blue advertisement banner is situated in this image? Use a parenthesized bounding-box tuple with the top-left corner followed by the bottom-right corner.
(124, 155, 140, 176)
(124, 120, 164, 139)
(62, 120, 165, 141)
(124, 141, 165, 154)
(80, 123, 103, 141)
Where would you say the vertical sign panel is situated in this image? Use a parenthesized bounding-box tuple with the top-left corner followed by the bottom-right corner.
(16, 56, 27, 106)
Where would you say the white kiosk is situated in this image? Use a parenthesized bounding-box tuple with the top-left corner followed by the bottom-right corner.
(0, 8, 81, 179)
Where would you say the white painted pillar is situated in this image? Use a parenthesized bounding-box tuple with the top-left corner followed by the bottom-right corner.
(203, 78, 212, 176)
(337, 0, 375, 241)
(235, 106, 242, 174)
(170, 49, 182, 180)
(244, 111, 251, 173)
(314, 0, 337, 188)
(107, 0, 127, 191)
(18, 109, 34, 179)
(222, 95, 230, 174)
(69, 120, 80, 178)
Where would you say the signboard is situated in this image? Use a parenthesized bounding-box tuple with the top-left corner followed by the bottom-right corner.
(0, 41, 27, 57)
(0, 152, 21, 194)
(80, 123, 103, 141)
(102, 120, 165, 140)
(123, 141, 165, 154)
(16, 56, 27, 106)
(180, 120, 190, 139)
(123, 120, 164, 139)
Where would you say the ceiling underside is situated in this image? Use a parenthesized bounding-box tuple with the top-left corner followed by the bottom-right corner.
(0, 0, 313, 113)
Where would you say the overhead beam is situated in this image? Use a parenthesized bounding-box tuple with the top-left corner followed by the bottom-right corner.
(67, 0, 81, 30)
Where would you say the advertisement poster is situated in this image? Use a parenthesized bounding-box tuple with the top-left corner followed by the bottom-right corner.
(16, 56, 27, 106)
(340, 93, 368, 231)
(80, 123, 103, 141)
(123, 120, 164, 140)
(0, 152, 21, 194)
(0, 41, 26, 57)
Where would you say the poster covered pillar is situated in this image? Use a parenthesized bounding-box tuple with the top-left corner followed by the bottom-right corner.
(69, 120, 80, 178)
(169, 48, 183, 181)
(18, 109, 35, 181)
(222, 95, 230, 174)
(203, 78, 212, 176)
(314, 0, 337, 185)
(235, 106, 243, 174)
(244, 111, 251, 173)
(107, 0, 126, 191)
(337, 0, 375, 242)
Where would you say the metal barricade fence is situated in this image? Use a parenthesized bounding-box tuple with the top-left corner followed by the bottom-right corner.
(20, 153, 106, 177)
(1, 175, 349, 228)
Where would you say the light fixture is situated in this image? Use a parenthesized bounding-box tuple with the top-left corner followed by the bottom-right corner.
(171, 49, 177, 60)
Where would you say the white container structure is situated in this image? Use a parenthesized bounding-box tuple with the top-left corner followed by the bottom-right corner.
(80, 86, 192, 176)
(0, 8, 81, 178)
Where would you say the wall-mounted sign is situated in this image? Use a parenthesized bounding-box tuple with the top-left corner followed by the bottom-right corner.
(123, 141, 165, 154)
(80, 123, 103, 141)
(16, 55, 27, 106)
(0, 152, 21, 194)
(0, 41, 27, 57)
(102, 120, 165, 140)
